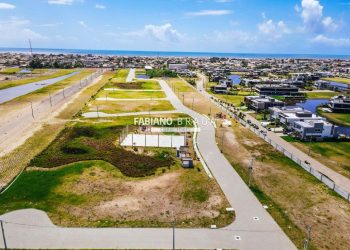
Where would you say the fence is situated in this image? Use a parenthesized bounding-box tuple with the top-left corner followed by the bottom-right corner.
(208, 96, 350, 202)
(0, 70, 103, 193)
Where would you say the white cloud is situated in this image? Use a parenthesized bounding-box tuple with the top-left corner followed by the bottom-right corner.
(299, 0, 338, 33)
(78, 20, 92, 31)
(0, 17, 46, 46)
(215, 0, 233, 3)
(258, 19, 291, 39)
(311, 34, 350, 46)
(143, 23, 182, 43)
(48, 0, 83, 5)
(39, 22, 63, 27)
(0, 2, 15, 9)
(95, 4, 105, 9)
(186, 10, 232, 16)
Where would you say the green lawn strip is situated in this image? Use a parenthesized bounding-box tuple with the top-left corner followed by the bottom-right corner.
(29, 123, 175, 177)
(318, 109, 350, 127)
(110, 69, 129, 83)
(288, 139, 350, 179)
(98, 90, 166, 99)
(321, 77, 350, 85)
(0, 69, 76, 90)
(0, 68, 21, 74)
(168, 78, 195, 93)
(305, 91, 340, 99)
(88, 100, 175, 114)
(213, 94, 245, 106)
(105, 80, 161, 90)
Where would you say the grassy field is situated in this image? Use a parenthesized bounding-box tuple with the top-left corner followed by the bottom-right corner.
(86, 99, 175, 114)
(318, 110, 350, 126)
(285, 138, 350, 179)
(110, 69, 129, 83)
(321, 77, 350, 85)
(213, 94, 245, 106)
(98, 90, 166, 99)
(0, 69, 76, 90)
(29, 122, 175, 177)
(0, 67, 21, 74)
(217, 121, 350, 250)
(105, 80, 161, 90)
(0, 159, 234, 228)
(305, 91, 340, 99)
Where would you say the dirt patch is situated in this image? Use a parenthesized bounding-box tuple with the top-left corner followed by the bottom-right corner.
(52, 164, 232, 227)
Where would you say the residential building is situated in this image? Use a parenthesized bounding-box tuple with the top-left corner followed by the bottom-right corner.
(244, 95, 284, 111)
(254, 84, 299, 96)
(328, 95, 350, 113)
(292, 120, 336, 140)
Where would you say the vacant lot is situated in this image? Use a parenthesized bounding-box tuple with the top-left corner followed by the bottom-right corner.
(97, 89, 166, 99)
(217, 120, 350, 250)
(0, 69, 76, 90)
(213, 94, 245, 107)
(287, 139, 350, 179)
(0, 159, 233, 228)
(30, 122, 175, 177)
(86, 99, 174, 114)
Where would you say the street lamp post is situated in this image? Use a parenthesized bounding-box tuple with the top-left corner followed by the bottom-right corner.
(28, 101, 34, 119)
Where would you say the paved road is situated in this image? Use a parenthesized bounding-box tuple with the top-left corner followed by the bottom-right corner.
(0, 71, 80, 104)
(196, 73, 350, 194)
(126, 68, 135, 82)
(0, 71, 102, 157)
(0, 77, 296, 250)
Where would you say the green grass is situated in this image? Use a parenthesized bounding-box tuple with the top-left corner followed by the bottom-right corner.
(0, 69, 76, 90)
(29, 122, 175, 177)
(98, 90, 166, 99)
(290, 140, 350, 179)
(318, 110, 350, 126)
(87, 99, 175, 114)
(321, 77, 350, 85)
(105, 80, 161, 90)
(213, 94, 245, 106)
(306, 91, 340, 99)
(110, 69, 129, 83)
(0, 67, 21, 74)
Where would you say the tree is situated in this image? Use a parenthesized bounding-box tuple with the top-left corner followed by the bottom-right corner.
(29, 57, 43, 69)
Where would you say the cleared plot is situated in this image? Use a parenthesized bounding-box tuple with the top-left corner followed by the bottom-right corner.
(0, 69, 76, 90)
(97, 89, 166, 99)
(86, 99, 174, 114)
(217, 120, 350, 250)
(0, 160, 233, 228)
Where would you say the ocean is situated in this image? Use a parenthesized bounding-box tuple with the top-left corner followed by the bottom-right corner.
(1, 47, 350, 59)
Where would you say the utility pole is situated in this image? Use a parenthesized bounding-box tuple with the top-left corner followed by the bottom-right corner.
(172, 212, 176, 250)
(304, 225, 312, 250)
(62, 88, 66, 98)
(182, 93, 185, 104)
(248, 157, 255, 187)
(28, 101, 34, 119)
(49, 93, 52, 107)
(0, 220, 7, 250)
(97, 106, 99, 118)
(221, 131, 225, 153)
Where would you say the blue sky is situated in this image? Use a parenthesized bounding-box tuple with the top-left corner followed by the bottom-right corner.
(0, 0, 349, 54)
